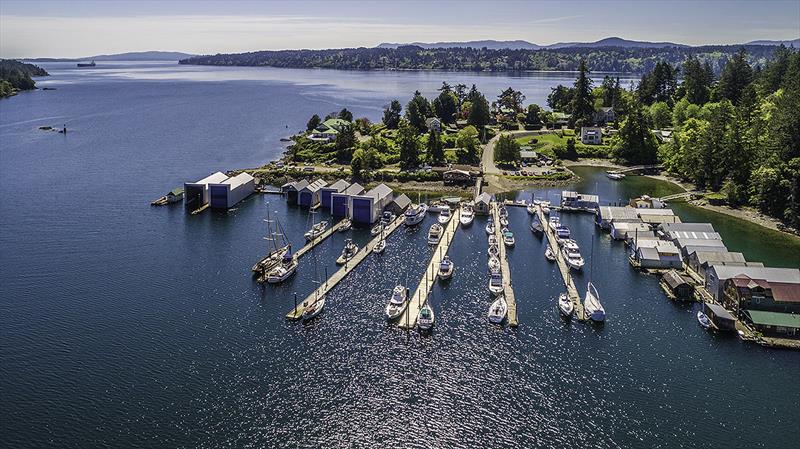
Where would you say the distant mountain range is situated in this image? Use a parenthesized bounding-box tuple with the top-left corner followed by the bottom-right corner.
(27, 51, 196, 62)
(377, 36, 799, 50)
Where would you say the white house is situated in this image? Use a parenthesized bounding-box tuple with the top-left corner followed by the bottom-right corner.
(580, 127, 602, 145)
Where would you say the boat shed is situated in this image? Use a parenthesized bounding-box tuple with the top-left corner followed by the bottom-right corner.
(610, 221, 652, 241)
(561, 191, 599, 211)
(705, 266, 800, 301)
(284, 179, 309, 205)
(443, 169, 473, 185)
(385, 193, 411, 216)
(744, 310, 800, 338)
(668, 231, 722, 242)
(330, 182, 364, 217)
(703, 303, 737, 331)
(350, 183, 393, 224)
(675, 238, 727, 258)
(661, 269, 694, 300)
(687, 251, 748, 280)
(636, 208, 681, 225)
(657, 222, 716, 240)
(209, 172, 255, 209)
(633, 240, 682, 269)
(474, 192, 492, 215)
(320, 179, 350, 210)
(596, 206, 640, 229)
(298, 179, 328, 208)
(184, 171, 229, 209)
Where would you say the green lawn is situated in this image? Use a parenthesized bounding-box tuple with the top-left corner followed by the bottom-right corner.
(516, 132, 612, 159)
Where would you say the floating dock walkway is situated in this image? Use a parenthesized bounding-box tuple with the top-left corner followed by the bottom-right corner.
(397, 208, 461, 329)
(538, 206, 587, 321)
(285, 215, 405, 320)
(493, 203, 518, 327)
(294, 218, 347, 259)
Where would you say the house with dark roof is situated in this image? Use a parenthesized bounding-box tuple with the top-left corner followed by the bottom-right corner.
(660, 270, 694, 300)
(320, 179, 350, 210)
(722, 274, 800, 317)
(386, 193, 411, 216)
(580, 127, 602, 145)
(744, 310, 800, 339)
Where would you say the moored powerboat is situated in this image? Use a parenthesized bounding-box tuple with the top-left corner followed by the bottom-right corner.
(304, 220, 328, 241)
(499, 216, 509, 227)
(385, 285, 408, 320)
(488, 295, 508, 324)
(548, 215, 560, 232)
(404, 203, 427, 226)
(544, 246, 556, 262)
(530, 214, 544, 236)
(488, 271, 504, 295)
(438, 255, 454, 279)
(460, 203, 475, 226)
(335, 239, 359, 265)
(485, 218, 495, 235)
(428, 200, 451, 213)
(562, 242, 585, 270)
(558, 292, 574, 318)
(381, 211, 395, 225)
(607, 171, 626, 180)
(372, 238, 386, 254)
(555, 225, 571, 243)
(526, 202, 537, 215)
(541, 201, 551, 215)
(488, 242, 500, 258)
(502, 228, 515, 247)
(371, 223, 384, 236)
(418, 303, 435, 331)
(339, 218, 352, 232)
(488, 256, 501, 273)
(428, 223, 443, 245)
(438, 208, 452, 224)
(584, 281, 605, 322)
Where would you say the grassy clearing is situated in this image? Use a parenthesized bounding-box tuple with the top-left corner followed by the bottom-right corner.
(516, 131, 612, 159)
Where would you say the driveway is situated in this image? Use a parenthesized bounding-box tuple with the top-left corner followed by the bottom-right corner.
(481, 129, 543, 174)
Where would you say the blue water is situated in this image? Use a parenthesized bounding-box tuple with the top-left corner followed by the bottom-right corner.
(1, 62, 798, 448)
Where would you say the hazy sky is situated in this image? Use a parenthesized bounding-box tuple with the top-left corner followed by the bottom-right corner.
(1, 0, 798, 58)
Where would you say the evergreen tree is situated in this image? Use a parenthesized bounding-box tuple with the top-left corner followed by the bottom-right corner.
(715, 48, 754, 105)
(494, 134, 521, 164)
(638, 61, 678, 105)
(612, 105, 658, 164)
(524, 104, 542, 126)
(397, 119, 420, 169)
(569, 60, 595, 127)
(335, 123, 356, 163)
(338, 108, 353, 121)
(432, 89, 459, 123)
(426, 130, 445, 165)
(306, 114, 321, 131)
(382, 100, 402, 129)
(497, 87, 525, 112)
(405, 90, 432, 132)
(682, 56, 713, 104)
(467, 89, 491, 139)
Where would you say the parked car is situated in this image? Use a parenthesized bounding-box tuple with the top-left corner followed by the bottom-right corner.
(303, 167, 315, 172)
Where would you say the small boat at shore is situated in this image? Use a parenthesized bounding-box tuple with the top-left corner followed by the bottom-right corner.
(381, 211, 395, 225)
(385, 285, 408, 320)
(338, 218, 352, 232)
(418, 303, 435, 331)
(335, 239, 358, 265)
(558, 292, 573, 318)
(428, 223, 443, 245)
(438, 255, 454, 279)
(584, 281, 605, 322)
(697, 311, 711, 329)
(489, 272, 504, 295)
(488, 295, 508, 324)
(304, 220, 328, 241)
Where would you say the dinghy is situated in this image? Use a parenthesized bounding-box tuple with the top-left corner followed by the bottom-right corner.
(385, 285, 408, 320)
(488, 295, 508, 324)
(697, 311, 711, 329)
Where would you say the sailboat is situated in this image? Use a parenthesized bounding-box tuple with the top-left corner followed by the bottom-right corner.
(304, 219, 328, 240)
(488, 295, 508, 324)
(530, 212, 544, 236)
(252, 209, 290, 274)
(583, 237, 606, 322)
(301, 244, 325, 321)
(373, 227, 387, 254)
(265, 251, 298, 283)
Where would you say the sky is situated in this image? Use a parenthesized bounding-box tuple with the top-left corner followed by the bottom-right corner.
(1, 0, 798, 58)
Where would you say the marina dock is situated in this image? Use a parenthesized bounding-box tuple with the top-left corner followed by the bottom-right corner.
(538, 206, 587, 321)
(285, 215, 405, 320)
(493, 203, 518, 327)
(397, 208, 462, 329)
(294, 218, 347, 259)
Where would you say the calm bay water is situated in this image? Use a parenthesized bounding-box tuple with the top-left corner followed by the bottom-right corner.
(1, 62, 798, 448)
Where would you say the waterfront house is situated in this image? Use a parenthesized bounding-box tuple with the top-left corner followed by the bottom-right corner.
(184, 171, 229, 210)
(519, 150, 538, 163)
(385, 193, 411, 216)
(166, 187, 184, 203)
(596, 206, 640, 230)
(660, 270, 694, 299)
(594, 107, 615, 124)
(298, 179, 328, 208)
(350, 183, 393, 224)
(610, 221, 651, 241)
(722, 274, 800, 316)
(209, 172, 255, 209)
(474, 192, 492, 215)
(580, 127, 602, 144)
(705, 266, 800, 301)
(425, 117, 442, 133)
(744, 310, 800, 339)
(703, 303, 737, 331)
(443, 169, 473, 185)
(330, 182, 364, 217)
(310, 118, 350, 142)
(320, 179, 350, 210)
(687, 251, 750, 281)
(633, 239, 682, 269)
(561, 191, 599, 211)
(630, 195, 667, 209)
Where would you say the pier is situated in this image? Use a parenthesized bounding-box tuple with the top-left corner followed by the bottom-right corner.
(397, 208, 462, 329)
(492, 203, 518, 327)
(285, 214, 405, 320)
(538, 206, 587, 321)
(294, 218, 347, 259)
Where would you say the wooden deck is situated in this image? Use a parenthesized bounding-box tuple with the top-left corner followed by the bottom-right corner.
(538, 206, 587, 321)
(285, 215, 404, 320)
(397, 208, 461, 329)
(493, 203, 518, 327)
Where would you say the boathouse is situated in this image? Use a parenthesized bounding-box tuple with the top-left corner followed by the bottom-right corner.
(705, 266, 800, 301)
(298, 179, 328, 208)
(385, 193, 411, 216)
(350, 183, 393, 224)
(184, 171, 229, 209)
(722, 275, 800, 316)
(208, 172, 255, 209)
(561, 191, 599, 211)
(636, 208, 681, 225)
(703, 303, 737, 331)
(596, 206, 640, 230)
(660, 269, 694, 300)
(658, 222, 716, 240)
(330, 183, 364, 217)
(474, 192, 492, 215)
(610, 221, 651, 241)
(687, 251, 749, 281)
(744, 310, 800, 339)
(633, 240, 682, 269)
(675, 238, 728, 259)
(283, 179, 308, 205)
(320, 179, 350, 210)
(443, 169, 473, 185)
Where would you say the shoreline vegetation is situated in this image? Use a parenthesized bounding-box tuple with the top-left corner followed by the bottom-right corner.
(0, 59, 48, 98)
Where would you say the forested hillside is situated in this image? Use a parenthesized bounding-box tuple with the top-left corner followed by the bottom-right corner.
(0, 60, 48, 98)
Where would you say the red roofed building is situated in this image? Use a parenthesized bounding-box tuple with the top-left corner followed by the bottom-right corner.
(722, 275, 800, 317)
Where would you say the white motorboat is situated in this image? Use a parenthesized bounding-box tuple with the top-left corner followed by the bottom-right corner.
(372, 238, 386, 254)
(488, 256, 501, 273)
(438, 255, 454, 279)
(488, 295, 508, 324)
(548, 215, 560, 232)
(304, 220, 328, 241)
(526, 203, 537, 215)
(502, 228, 515, 247)
(697, 311, 711, 329)
(418, 303, 435, 331)
(438, 208, 452, 224)
(335, 239, 359, 265)
(584, 281, 605, 322)
(544, 246, 556, 262)
(562, 244, 585, 271)
(555, 226, 571, 243)
(266, 253, 298, 283)
(530, 214, 544, 236)
(488, 243, 500, 258)
(607, 172, 626, 180)
(460, 203, 475, 226)
(370, 223, 384, 236)
(558, 292, 574, 317)
(428, 200, 451, 213)
(499, 205, 508, 219)
(488, 234, 497, 245)
(339, 218, 352, 232)
(381, 211, 395, 225)
(427, 223, 443, 245)
(404, 203, 427, 226)
(499, 216, 509, 227)
(301, 295, 326, 321)
(541, 201, 551, 215)
(385, 285, 408, 320)
(485, 219, 495, 235)
(488, 272, 504, 295)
